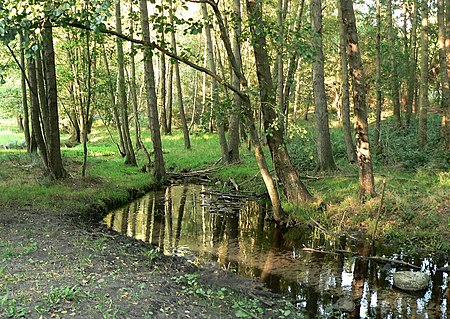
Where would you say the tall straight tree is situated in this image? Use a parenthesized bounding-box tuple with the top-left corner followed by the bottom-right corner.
(115, 0, 136, 165)
(311, 0, 336, 171)
(41, 21, 67, 179)
(139, 0, 166, 184)
(443, 0, 450, 150)
(202, 3, 229, 164)
(418, 0, 429, 148)
(340, 0, 376, 199)
(338, 0, 356, 163)
(387, 0, 401, 126)
(169, 0, 191, 149)
(19, 34, 31, 152)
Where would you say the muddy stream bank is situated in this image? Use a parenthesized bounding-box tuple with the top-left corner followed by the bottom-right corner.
(104, 184, 449, 318)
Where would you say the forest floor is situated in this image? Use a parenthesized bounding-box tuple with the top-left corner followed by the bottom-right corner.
(0, 204, 300, 319)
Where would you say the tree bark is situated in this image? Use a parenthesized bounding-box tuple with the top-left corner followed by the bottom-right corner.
(338, 0, 357, 163)
(42, 20, 67, 179)
(418, 0, 429, 148)
(140, 0, 166, 185)
(443, 0, 450, 150)
(406, 0, 419, 125)
(246, 0, 313, 204)
(116, 1, 137, 165)
(340, 0, 376, 200)
(167, 62, 173, 135)
(311, 0, 336, 171)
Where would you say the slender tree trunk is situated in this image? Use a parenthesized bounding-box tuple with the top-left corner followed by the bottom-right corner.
(35, 52, 49, 146)
(190, 70, 198, 130)
(418, 0, 429, 148)
(102, 46, 125, 155)
(42, 20, 67, 179)
(167, 62, 173, 134)
(116, 1, 137, 165)
(228, 0, 243, 163)
(28, 57, 48, 167)
(406, 1, 419, 123)
(338, 0, 357, 163)
(246, 0, 312, 204)
(388, 0, 402, 126)
(169, 0, 191, 149)
(140, 0, 166, 185)
(443, 0, 450, 150)
(374, 0, 383, 152)
(202, 3, 229, 163)
(82, 34, 92, 177)
(19, 35, 31, 152)
(311, 0, 336, 171)
(340, 0, 376, 200)
(159, 50, 168, 135)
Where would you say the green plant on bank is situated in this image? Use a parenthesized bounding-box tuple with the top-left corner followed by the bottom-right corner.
(0, 294, 28, 318)
(0, 240, 37, 260)
(172, 273, 304, 318)
(44, 285, 81, 307)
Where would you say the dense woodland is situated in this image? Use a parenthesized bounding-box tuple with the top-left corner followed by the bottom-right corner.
(0, 0, 449, 219)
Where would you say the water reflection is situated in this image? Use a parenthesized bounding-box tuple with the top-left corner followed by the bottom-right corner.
(104, 184, 449, 319)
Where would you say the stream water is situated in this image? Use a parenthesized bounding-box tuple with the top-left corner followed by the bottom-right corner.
(103, 184, 449, 318)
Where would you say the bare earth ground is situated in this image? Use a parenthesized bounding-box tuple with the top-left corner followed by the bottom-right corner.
(0, 206, 297, 319)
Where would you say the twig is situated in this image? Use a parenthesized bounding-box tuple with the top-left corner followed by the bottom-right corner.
(302, 246, 357, 255)
(362, 256, 421, 270)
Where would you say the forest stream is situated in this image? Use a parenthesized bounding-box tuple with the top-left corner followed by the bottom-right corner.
(103, 184, 449, 319)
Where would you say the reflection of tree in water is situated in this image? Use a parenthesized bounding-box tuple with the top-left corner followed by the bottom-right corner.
(175, 185, 188, 250)
(165, 188, 173, 249)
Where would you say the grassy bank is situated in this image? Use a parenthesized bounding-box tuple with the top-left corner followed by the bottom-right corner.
(1, 114, 449, 254)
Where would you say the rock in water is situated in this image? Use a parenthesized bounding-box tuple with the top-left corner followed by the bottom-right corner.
(332, 297, 355, 313)
(393, 271, 430, 291)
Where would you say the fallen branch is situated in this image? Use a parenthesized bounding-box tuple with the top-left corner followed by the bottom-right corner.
(361, 256, 421, 270)
(302, 246, 357, 255)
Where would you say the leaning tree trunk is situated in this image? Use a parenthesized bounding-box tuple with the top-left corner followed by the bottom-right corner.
(418, 0, 429, 148)
(311, 0, 336, 171)
(338, 0, 356, 163)
(340, 0, 375, 200)
(116, 0, 137, 165)
(246, 0, 313, 204)
(42, 20, 67, 179)
(140, 0, 166, 185)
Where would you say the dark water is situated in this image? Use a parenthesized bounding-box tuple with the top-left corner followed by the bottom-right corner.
(103, 184, 449, 318)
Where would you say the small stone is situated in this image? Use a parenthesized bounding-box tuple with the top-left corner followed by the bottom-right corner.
(393, 271, 430, 291)
(332, 297, 355, 313)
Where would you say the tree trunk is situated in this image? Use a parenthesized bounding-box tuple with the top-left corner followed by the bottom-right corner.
(374, 0, 383, 152)
(159, 43, 168, 135)
(338, 0, 357, 163)
(202, 3, 229, 163)
(443, 0, 450, 150)
(42, 20, 67, 179)
(228, 0, 243, 163)
(28, 57, 48, 167)
(246, 0, 312, 204)
(116, 1, 137, 165)
(388, 0, 402, 126)
(167, 62, 173, 135)
(82, 34, 93, 177)
(311, 0, 336, 171)
(418, 0, 429, 148)
(340, 0, 376, 200)
(19, 34, 31, 152)
(169, 0, 191, 149)
(406, 0, 419, 125)
(140, 0, 166, 185)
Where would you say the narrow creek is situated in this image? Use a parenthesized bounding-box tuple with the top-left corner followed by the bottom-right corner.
(103, 184, 449, 318)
